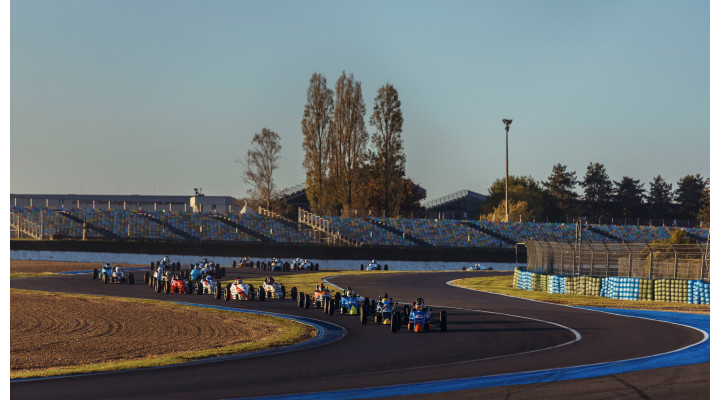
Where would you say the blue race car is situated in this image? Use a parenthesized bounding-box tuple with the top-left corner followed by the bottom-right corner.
(403, 298, 447, 333)
(339, 288, 365, 315)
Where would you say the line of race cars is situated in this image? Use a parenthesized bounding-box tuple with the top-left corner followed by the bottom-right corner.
(94, 256, 446, 334)
(235, 257, 319, 272)
(295, 283, 448, 334)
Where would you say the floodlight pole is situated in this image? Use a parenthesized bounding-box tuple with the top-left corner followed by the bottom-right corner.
(502, 119, 513, 222)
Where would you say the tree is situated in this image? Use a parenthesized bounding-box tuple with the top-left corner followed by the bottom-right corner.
(481, 175, 554, 219)
(613, 176, 644, 218)
(242, 128, 281, 209)
(301, 73, 335, 213)
(674, 174, 707, 220)
(698, 179, 710, 223)
(647, 175, 673, 219)
(580, 162, 613, 215)
(486, 199, 530, 222)
(368, 83, 405, 216)
(330, 71, 368, 213)
(542, 163, 577, 215)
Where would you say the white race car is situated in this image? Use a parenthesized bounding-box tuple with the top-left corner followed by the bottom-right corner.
(462, 264, 494, 271)
(223, 277, 256, 301)
(262, 277, 297, 301)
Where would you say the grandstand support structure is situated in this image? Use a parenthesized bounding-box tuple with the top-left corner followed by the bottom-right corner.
(585, 225, 623, 243)
(298, 209, 358, 246)
(59, 210, 123, 240)
(460, 221, 516, 246)
(10, 212, 42, 239)
(367, 218, 432, 247)
(138, 213, 200, 241)
(210, 215, 271, 242)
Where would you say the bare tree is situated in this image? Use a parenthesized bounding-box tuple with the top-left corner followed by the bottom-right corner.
(301, 73, 334, 213)
(242, 128, 282, 209)
(369, 83, 405, 215)
(331, 71, 367, 212)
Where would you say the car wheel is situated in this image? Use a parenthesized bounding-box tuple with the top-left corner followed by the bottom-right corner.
(92, 269, 98, 280)
(328, 300, 334, 315)
(129, 273, 135, 285)
(258, 287, 265, 301)
(155, 280, 161, 293)
(291, 287, 298, 301)
(298, 292, 305, 308)
(391, 313, 398, 332)
(214, 286, 221, 300)
(103, 274, 108, 284)
(403, 305, 410, 322)
(143, 272, 149, 284)
(164, 281, 170, 294)
(440, 310, 447, 332)
(304, 294, 310, 309)
(360, 306, 367, 325)
(224, 286, 230, 301)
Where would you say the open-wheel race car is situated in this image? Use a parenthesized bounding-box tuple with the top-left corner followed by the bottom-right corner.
(261, 277, 297, 301)
(360, 260, 387, 271)
(292, 258, 316, 271)
(462, 264, 493, 271)
(267, 258, 285, 272)
(372, 293, 397, 325)
(339, 287, 365, 315)
(398, 298, 447, 333)
(93, 264, 134, 284)
(196, 274, 220, 297)
(222, 277, 256, 301)
(167, 274, 193, 294)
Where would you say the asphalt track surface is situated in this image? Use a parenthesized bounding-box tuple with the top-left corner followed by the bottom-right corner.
(11, 269, 709, 399)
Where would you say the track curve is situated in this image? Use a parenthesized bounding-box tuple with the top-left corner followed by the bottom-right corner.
(10, 270, 708, 399)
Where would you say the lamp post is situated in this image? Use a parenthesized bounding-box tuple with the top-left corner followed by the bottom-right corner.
(502, 119, 512, 222)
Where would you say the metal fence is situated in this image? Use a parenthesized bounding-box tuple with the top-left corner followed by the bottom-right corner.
(525, 240, 710, 282)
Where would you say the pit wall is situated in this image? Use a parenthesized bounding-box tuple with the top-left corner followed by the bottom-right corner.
(512, 268, 710, 305)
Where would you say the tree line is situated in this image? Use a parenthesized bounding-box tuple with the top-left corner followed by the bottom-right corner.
(240, 74, 708, 224)
(481, 162, 709, 223)
(241, 71, 422, 216)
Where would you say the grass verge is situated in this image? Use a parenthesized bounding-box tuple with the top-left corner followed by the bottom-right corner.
(10, 272, 61, 278)
(10, 289, 316, 379)
(451, 275, 710, 315)
(220, 270, 406, 297)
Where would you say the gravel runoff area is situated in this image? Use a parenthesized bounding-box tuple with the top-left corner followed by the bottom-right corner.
(10, 260, 315, 376)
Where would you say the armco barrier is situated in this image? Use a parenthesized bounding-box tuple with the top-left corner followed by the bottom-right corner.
(512, 268, 709, 305)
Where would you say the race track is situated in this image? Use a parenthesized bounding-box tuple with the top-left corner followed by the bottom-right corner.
(10, 269, 709, 399)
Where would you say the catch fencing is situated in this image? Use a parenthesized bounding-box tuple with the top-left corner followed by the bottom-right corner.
(526, 240, 710, 282)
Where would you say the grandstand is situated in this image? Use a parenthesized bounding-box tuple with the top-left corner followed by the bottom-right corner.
(10, 206, 709, 249)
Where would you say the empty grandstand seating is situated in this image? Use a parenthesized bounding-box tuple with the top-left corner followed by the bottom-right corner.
(9, 206, 708, 248)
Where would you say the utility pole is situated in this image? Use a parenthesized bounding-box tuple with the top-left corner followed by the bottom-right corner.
(502, 119, 513, 222)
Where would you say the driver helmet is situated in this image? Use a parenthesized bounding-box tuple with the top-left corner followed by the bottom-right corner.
(371, 259, 376, 264)
(347, 288, 355, 297)
(163, 256, 169, 262)
(319, 283, 325, 291)
(235, 277, 243, 284)
(414, 298, 425, 310)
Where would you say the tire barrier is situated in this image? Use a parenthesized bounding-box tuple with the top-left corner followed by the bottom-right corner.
(512, 268, 709, 304)
(689, 280, 710, 305)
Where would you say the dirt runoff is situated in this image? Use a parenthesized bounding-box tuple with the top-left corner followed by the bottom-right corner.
(10, 261, 315, 376)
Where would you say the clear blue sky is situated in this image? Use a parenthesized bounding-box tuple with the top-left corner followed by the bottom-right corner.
(10, 0, 710, 203)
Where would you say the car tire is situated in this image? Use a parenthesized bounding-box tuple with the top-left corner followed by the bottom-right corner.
(291, 287, 298, 301)
(440, 310, 447, 332)
(328, 300, 334, 315)
(92, 269, 98, 280)
(298, 292, 305, 308)
(224, 285, 230, 301)
(304, 294, 310, 309)
(403, 305, 410, 322)
(164, 281, 170, 294)
(143, 272, 149, 284)
(391, 313, 398, 332)
(129, 273, 135, 285)
(155, 280, 161, 293)
(214, 286, 221, 300)
(103, 274, 108, 284)
(258, 287, 265, 301)
(360, 306, 367, 325)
